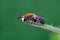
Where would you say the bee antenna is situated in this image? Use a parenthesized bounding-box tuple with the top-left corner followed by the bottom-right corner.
(17, 16, 22, 19)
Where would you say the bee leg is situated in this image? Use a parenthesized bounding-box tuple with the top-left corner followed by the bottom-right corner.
(40, 21, 45, 25)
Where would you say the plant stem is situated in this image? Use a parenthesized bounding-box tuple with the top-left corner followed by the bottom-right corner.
(28, 23, 60, 34)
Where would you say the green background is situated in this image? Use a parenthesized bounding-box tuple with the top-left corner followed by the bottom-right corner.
(0, 0, 60, 40)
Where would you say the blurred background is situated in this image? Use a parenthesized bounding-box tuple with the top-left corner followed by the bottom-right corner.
(0, 0, 60, 40)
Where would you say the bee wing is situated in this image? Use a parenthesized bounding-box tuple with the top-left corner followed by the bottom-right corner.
(37, 16, 47, 20)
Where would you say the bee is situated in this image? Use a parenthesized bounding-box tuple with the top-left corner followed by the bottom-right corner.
(18, 13, 46, 25)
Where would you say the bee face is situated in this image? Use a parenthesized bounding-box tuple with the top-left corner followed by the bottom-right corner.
(22, 17, 24, 22)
